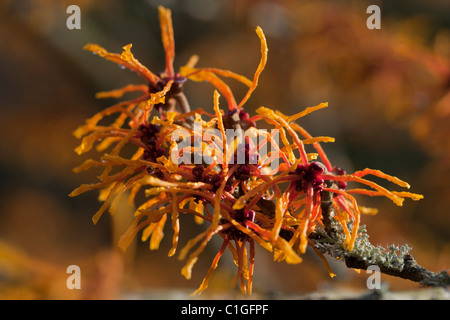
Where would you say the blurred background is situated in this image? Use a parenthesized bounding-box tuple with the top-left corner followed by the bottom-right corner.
(0, 0, 448, 299)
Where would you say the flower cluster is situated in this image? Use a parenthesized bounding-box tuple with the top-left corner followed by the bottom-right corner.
(71, 6, 423, 294)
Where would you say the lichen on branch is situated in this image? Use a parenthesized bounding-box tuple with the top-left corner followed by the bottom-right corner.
(308, 206, 449, 287)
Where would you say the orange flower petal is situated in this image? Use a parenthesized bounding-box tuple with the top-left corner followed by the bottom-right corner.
(237, 27, 268, 109)
(84, 43, 159, 85)
(158, 6, 175, 77)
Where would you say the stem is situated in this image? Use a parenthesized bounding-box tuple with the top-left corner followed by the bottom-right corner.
(173, 92, 194, 128)
(320, 180, 335, 237)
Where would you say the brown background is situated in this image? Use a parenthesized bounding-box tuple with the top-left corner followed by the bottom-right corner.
(0, 0, 448, 299)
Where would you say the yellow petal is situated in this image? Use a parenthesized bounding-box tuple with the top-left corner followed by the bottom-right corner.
(237, 26, 268, 109)
(158, 6, 175, 76)
(84, 43, 158, 85)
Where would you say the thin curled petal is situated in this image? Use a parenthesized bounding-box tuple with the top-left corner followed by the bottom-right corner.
(321, 174, 406, 206)
(95, 84, 149, 99)
(169, 193, 180, 257)
(193, 238, 229, 295)
(352, 168, 411, 189)
(284, 102, 328, 123)
(180, 225, 224, 280)
(346, 188, 424, 201)
(181, 66, 238, 110)
(84, 43, 158, 85)
(182, 67, 253, 88)
(237, 27, 268, 109)
(158, 6, 175, 77)
(148, 80, 173, 107)
(118, 214, 149, 251)
(256, 107, 309, 165)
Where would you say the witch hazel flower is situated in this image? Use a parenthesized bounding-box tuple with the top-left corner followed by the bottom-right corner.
(70, 6, 423, 295)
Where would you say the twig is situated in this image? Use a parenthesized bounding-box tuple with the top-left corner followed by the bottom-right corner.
(320, 181, 336, 237)
(173, 92, 194, 128)
(309, 192, 450, 287)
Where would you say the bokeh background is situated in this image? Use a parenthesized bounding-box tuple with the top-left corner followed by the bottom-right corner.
(0, 0, 448, 299)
